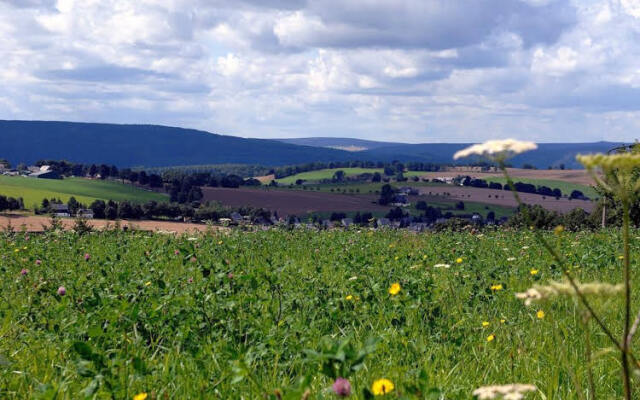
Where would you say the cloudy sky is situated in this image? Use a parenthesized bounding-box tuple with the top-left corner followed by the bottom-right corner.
(1, 0, 640, 143)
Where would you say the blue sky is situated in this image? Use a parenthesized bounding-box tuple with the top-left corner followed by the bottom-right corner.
(1, 0, 640, 143)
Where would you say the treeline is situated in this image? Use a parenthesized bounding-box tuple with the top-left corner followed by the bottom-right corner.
(38, 197, 274, 223)
(140, 164, 272, 179)
(273, 160, 442, 179)
(0, 195, 24, 211)
(458, 176, 589, 200)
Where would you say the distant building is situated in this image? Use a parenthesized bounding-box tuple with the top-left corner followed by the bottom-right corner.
(29, 169, 60, 179)
(77, 209, 94, 219)
(50, 204, 70, 217)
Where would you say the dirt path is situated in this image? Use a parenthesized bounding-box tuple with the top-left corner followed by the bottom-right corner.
(0, 214, 218, 233)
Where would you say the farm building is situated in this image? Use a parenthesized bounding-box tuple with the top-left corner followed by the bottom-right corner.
(29, 166, 60, 179)
(50, 204, 70, 217)
(77, 209, 94, 219)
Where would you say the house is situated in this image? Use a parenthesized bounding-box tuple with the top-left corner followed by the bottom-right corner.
(376, 218, 391, 228)
(341, 218, 353, 227)
(50, 204, 70, 217)
(391, 194, 409, 206)
(77, 209, 94, 219)
(29, 166, 60, 179)
(230, 212, 243, 223)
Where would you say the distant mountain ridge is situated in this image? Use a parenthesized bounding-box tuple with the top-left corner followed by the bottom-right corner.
(0, 120, 625, 169)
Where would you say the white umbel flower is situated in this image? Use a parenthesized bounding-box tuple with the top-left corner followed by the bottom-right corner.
(453, 139, 538, 160)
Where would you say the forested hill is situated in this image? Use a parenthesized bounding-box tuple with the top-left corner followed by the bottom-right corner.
(0, 120, 625, 168)
(0, 120, 352, 167)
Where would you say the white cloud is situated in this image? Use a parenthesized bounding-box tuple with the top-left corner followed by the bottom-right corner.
(0, 0, 639, 143)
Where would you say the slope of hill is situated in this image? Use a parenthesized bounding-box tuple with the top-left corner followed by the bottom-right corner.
(0, 176, 167, 208)
(278, 137, 402, 151)
(0, 120, 624, 169)
(0, 120, 353, 167)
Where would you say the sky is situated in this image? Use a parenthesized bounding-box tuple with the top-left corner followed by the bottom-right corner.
(1, 0, 640, 143)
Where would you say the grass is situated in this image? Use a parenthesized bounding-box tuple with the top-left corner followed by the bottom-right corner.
(0, 176, 167, 208)
(0, 228, 634, 398)
(485, 177, 598, 199)
(275, 168, 425, 184)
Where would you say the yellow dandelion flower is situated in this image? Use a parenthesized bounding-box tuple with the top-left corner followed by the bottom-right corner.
(487, 334, 495, 342)
(537, 310, 545, 319)
(423, 255, 427, 260)
(346, 295, 353, 301)
(394, 256, 399, 261)
(371, 378, 394, 396)
(144, 281, 152, 286)
(530, 269, 539, 275)
(133, 393, 148, 400)
(388, 244, 395, 248)
(388, 283, 401, 295)
(482, 321, 490, 327)
(500, 319, 506, 324)
(619, 255, 624, 260)
(14, 248, 19, 253)
(218, 240, 223, 245)
(490, 284, 503, 291)
(456, 257, 463, 264)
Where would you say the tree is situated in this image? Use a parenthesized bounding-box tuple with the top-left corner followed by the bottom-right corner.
(378, 184, 395, 206)
(383, 166, 395, 176)
(105, 201, 118, 220)
(138, 171, 149, 186)
(332, 170, 346, 182)
(90, 200, 106, 219)
(67, 196, 80, 215)
(455, 201, 465, 210)
(372, 172, 382, 182)
(88, 164, 98, 177)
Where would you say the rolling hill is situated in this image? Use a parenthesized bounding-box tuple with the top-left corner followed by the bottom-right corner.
(0, 120, 625, 169)
(0, 120, 352, 167)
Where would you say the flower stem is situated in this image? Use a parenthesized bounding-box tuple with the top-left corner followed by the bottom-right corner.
(622, 197, 631, 400)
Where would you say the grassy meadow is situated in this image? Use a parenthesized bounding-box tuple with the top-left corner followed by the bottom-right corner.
(275, 168, 426, 185)
(0, 228, 635, 398)
(0, 176, 167, 208)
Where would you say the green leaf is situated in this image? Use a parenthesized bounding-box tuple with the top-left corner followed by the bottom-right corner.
(72, 342, 93, 360)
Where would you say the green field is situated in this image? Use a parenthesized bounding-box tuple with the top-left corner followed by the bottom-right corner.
(0, 176, 167, 208)
(275, 168, 426, 184)
(0, 228, 635, 398)
(486, 177, 598, 199)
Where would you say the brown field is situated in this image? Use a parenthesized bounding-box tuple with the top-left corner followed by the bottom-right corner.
(0, 214, 216, 233)
(418, 186, 594, 213)
(415, 168, 594, 185)
(202, 187, 388, 215)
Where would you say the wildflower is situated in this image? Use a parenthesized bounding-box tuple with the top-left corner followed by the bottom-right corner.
(490, 284, 503, 291)
(144, 281, 152, 286)
(433, 263, 451, 268)
(14, 248, 19, 253)
(388, 283, 401, 295)
(348, 276, 358, 281)
(537, 310, 545, 319)
(456, 258, 463, 264)
(482, 321, 490, 327)
(530, 269, 538, 276)
(84, 253, 91, 261)
(394, 256, 399, 261)
(187, 277, 193, 284)
(472, 384, 536, 400)
(516, 281, 623, 306)
(57, 286, 66, 296)
(133, 393, 148, 400)
(190, 256, 197, 263)
(35, 259, 41, 265)
(554, 225, 564, 235)
(619, 255, 624, 260)
(227, 273, 234, 279)
(500, 319, 506, 324)
(20, 268, 29, 276)
(332, 377, 351, 397)
(507, 257, 516, 262)
(371, 378, 394, 396)
(453, 139, 537, 161)
(218, 240, 223, 245)
(174, 249, 180, 255)
(346, 295, 353, 301)
(487, 334, 495, 342)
